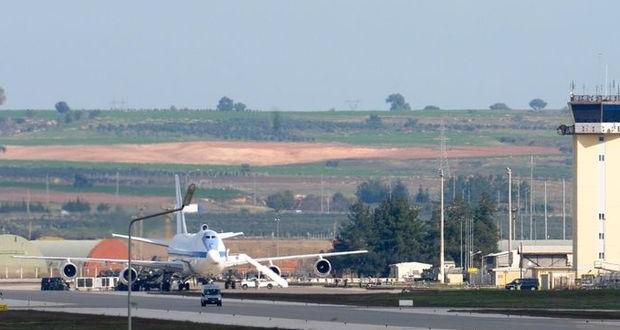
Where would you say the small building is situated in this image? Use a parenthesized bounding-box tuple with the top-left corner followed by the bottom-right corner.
(389, 262, 432, 282)
(481, 243, 573, 288)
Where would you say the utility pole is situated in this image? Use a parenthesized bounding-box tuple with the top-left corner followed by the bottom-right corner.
(497, 190, 502, 239)
(439, 169, 445, 284)
(27, 189, 32, 240)
(562, 178, 566, 240)
(518, 180, 523, 240)
(544, 180, 548, 240)
(45, 174, 50, 209)
(116, 172, 120, 198)
(507, 168, 512, 252)
(529, 155, 534, 240)
(274, 216, 281, 257)
(320, 174, 324, 214)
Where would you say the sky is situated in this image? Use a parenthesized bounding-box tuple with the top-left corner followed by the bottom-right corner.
(1, 1, 620, 110)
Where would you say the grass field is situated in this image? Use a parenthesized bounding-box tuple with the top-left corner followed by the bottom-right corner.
(0, 108, 570, 147)
(0, 310, 266, 330)
(222, 289, 620, 310)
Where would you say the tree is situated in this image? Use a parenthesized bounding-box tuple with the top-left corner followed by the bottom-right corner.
(330, 192, 352, 212)
(366, 114, 382, 129)
(55, 101, 71, 113)
(216, 96, 234, 111)
(385, 93, 412, 111)
(423, 105, 440, 111)
(390, 180, 409, 201)
(529, 98, 547, 111)
(233, 102, 247, 112)
(73, 174, 93, 188)
(0, 87, 6, 105)
(333, 196, 430, 276)
(355, 179, 389, 204)
(266, 190, 296, 211)
(489, 102, 510, 110)
(271, 111, 281, 134)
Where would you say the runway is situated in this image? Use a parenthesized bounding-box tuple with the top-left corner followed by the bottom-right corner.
(2, 289, 619, 330)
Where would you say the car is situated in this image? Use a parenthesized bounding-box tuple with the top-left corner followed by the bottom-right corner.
(505, 278, 539, 291)
(240, 277, 278, 290)
(201, 284, 222, 307)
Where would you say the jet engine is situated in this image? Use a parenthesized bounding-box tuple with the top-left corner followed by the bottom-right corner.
(59, 261, 78, 280)
(268, 265, 281, 276)
(119, 267, 138, 285)
(313, 258, 331, 277)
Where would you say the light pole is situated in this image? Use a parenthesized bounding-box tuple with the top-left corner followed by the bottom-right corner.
(439, 169, 445, 284)
(507, 167, 512, 252)
(274, 216, 281, 257)
(127, 183, 195, 330)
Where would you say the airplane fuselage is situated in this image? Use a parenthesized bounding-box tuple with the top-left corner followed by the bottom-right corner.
(167, 229, 226, 278)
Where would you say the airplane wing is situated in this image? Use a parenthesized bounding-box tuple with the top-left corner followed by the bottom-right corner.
(218, 232, 244, 239)
(13, 256, 185, 272)
(253, 250, 368, 263)
(112, 234, 170, 247)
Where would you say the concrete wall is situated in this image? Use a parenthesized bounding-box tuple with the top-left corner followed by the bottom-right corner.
(573, 134, 620, 276)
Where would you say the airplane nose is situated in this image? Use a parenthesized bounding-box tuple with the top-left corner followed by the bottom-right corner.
(207, 249, 220, 263)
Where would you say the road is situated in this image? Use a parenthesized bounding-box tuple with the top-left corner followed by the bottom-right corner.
(2, 289, 618, 330)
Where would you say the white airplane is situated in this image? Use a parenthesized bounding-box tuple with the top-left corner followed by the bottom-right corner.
(16, 175, 367, 289)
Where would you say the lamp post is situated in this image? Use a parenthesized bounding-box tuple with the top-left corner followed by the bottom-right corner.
(507, 167, 512, 252)
(127, 183, 195, 330)
(439, 169, 445, 284)
(274, 216, 281, 257)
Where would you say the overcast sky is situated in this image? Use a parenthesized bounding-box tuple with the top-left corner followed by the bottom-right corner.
(1, 1, 620, 110)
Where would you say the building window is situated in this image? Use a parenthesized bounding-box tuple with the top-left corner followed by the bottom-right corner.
(599, 252, 605, 259)
(599, 154, 605, 161)
(599, 233, 605, 239)
(599, 136, 605, 142)
(599, 213, 606, 220)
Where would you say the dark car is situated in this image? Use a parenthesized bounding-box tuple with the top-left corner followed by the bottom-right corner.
(41, 277, 69, 291)
(505, 278, 539, 291)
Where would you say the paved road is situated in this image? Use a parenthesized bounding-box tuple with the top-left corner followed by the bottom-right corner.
(2, 290, 618, 330)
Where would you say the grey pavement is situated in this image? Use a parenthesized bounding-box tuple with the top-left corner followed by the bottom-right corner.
(2, 290, 619, 330)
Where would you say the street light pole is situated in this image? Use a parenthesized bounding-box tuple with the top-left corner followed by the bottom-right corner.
(507, 167, 512, 252)
(127, 183, 195, 330)
(274, 216, 281, 257)
(439, 169, 445, 284)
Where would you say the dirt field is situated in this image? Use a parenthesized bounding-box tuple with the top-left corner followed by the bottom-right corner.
(0, 188, 170, 207)
(1, 141, 559, 166)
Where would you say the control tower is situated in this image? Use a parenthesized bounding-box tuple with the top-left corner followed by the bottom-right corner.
(559, 94, 620, 276)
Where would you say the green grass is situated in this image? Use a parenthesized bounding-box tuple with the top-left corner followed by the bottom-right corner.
(0, 108, 570, 147)
(0, 310, 266, 330)
(0, 180, 244, 200)
(223, 289, 620, 309)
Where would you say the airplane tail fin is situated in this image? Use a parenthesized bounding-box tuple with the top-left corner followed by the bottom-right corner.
(174, 174, 188, 234)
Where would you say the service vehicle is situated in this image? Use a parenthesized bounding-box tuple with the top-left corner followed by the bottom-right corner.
(505, 278, 539, 291)
(201, 284, 222, 307)
(40, 277, 69, 291)
(240, 277, 280, 290)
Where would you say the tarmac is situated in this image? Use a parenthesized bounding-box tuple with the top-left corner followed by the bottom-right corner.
(1, 286, 619, 330)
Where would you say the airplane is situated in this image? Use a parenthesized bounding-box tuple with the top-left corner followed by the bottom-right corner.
(15, 175, 367, 289)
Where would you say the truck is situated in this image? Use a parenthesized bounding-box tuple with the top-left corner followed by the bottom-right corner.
(201, 284, 222, 307)
(41, 277, 69, 291)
